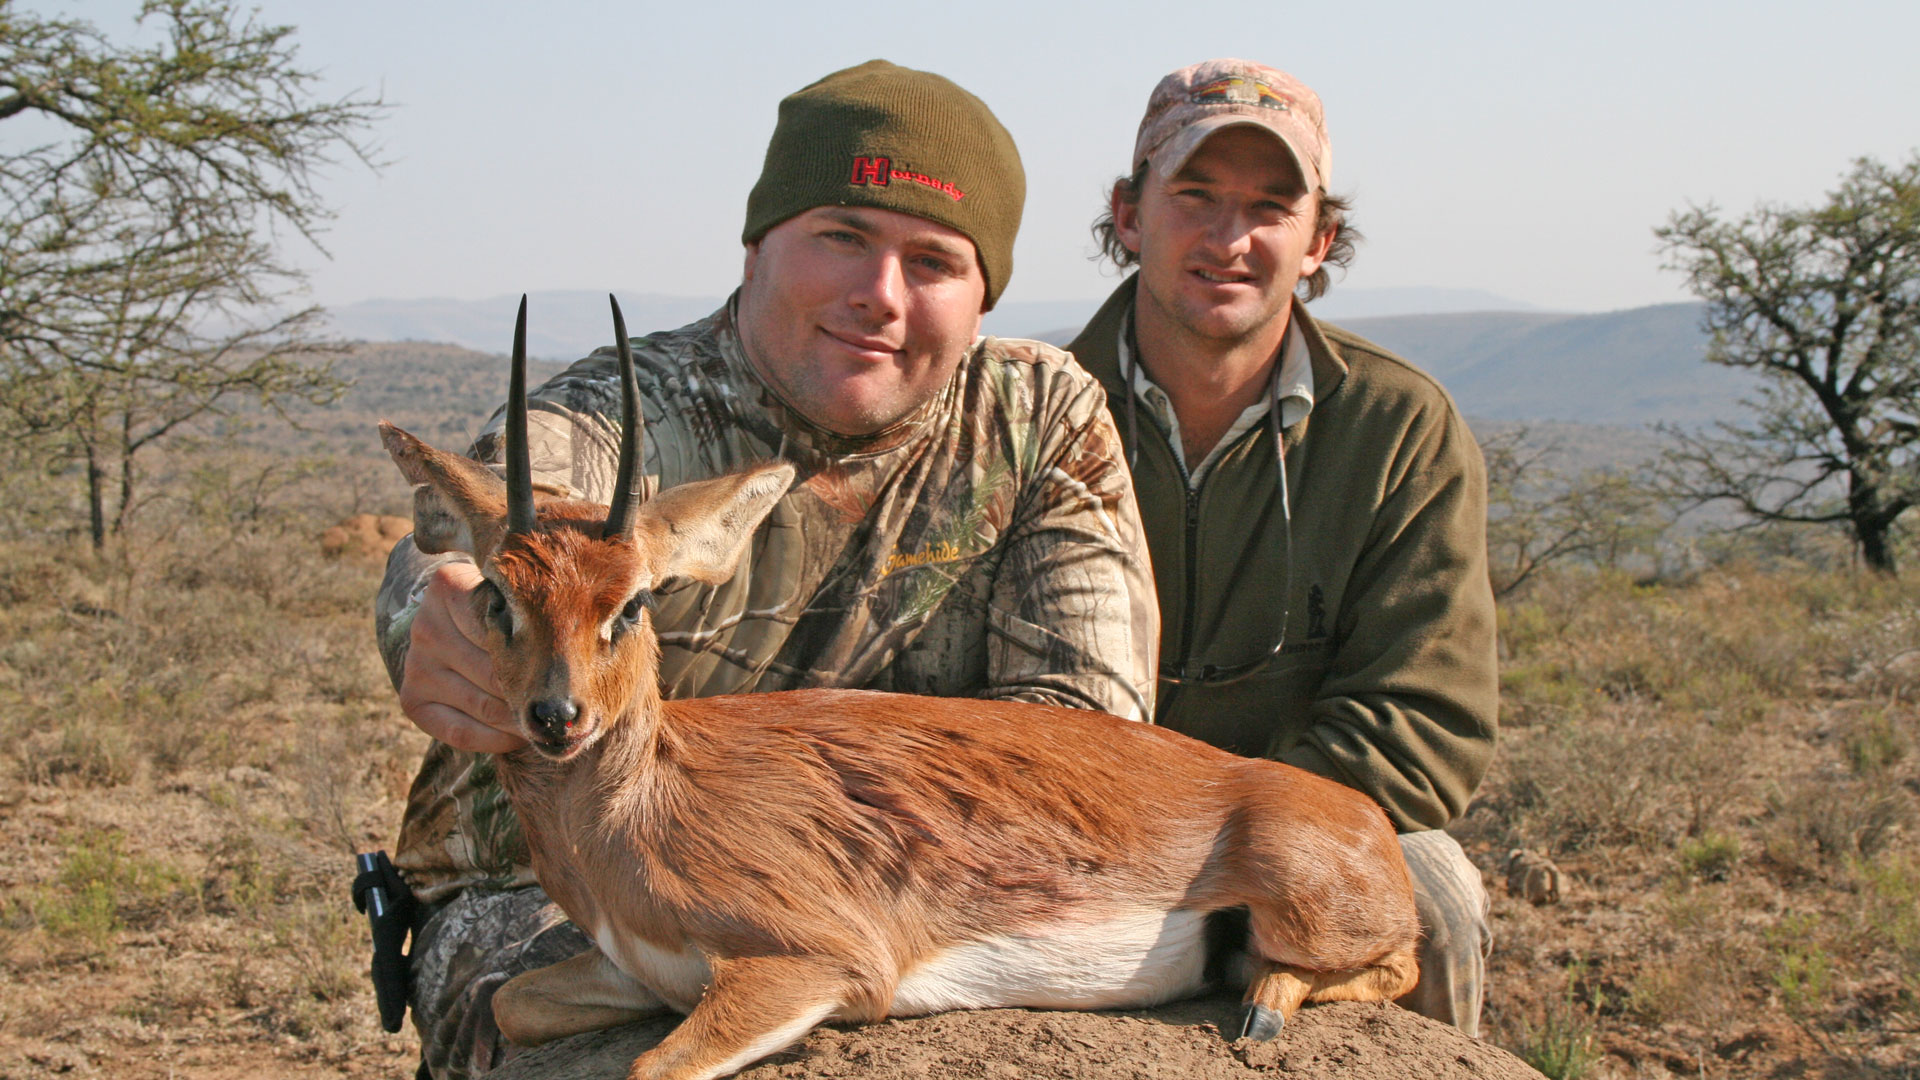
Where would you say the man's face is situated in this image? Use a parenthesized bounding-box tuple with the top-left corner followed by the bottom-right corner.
(736, 206, 987, 437)
(1114, 126, 1334, 349)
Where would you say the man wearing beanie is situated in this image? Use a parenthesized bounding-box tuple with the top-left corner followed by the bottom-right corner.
(375, 61, 1156, 1078)
(1067, 60, 1498, 1034)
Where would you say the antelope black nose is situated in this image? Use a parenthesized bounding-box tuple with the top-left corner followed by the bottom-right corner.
(529, 698, 580, 743)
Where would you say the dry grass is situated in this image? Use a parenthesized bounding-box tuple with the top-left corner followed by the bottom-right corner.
(0, 453, 427, 1079)
(1464, 563, 1920, 1079)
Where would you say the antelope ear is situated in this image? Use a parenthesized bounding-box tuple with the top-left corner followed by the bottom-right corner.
(632, 462, 795, 586)
(380, 421, 509, 557)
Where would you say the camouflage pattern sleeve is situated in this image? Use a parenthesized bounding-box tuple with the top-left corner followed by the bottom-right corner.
(980, 346, 1158, 721)
(468, 356, 638, 507)
(373, 541, 467, 691)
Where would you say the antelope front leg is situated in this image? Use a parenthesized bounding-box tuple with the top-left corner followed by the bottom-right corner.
(493, 947, 670, 1047)
(627, 954, 856, 1080)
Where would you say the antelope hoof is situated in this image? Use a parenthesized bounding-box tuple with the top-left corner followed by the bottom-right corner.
(1238, 1003, 1284, 1042)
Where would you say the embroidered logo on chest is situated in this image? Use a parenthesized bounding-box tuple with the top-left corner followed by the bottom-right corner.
(883, 540, 963, 577)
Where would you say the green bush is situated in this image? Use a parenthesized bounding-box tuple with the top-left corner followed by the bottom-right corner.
(1678, 831, 1741, 880)
(1516, 970, 1603, 1080)
(1853, 853, 1920, 1000)
(1844, 709, 1907, 776)
(1768, 915, 1836, 1023)
(31, 828, 191, 947)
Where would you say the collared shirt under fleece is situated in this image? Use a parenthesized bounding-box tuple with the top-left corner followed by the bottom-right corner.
(1126, 315, 1314, 487)
(376, 298, 1160, 902)
(1068, 275, 1498, 832)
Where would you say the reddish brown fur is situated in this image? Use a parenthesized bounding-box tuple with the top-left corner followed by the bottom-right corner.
(380, 419, 1420, 1080)
(485, 503, 658, 752)
(505, 687, 1418, 1018)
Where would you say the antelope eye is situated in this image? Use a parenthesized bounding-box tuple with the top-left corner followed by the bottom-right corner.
(481, 581, 512, 638)
(612, 590, 653, 639)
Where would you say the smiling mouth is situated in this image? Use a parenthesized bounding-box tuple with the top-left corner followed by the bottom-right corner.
(1192, 268, 1255, 285)
(821, 327, 902, 359)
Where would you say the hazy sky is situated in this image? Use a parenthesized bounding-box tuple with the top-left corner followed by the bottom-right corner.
(55, 0, 1920, 314)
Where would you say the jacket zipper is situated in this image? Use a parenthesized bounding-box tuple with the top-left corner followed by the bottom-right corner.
(1179, 484, 1201, 681)
(1170, 419, 1278, 689)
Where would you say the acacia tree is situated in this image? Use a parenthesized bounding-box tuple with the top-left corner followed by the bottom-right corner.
(1482, 427, 1670, 597)
(1656, 154, 1920, 574)
(0, 0, 383, 546)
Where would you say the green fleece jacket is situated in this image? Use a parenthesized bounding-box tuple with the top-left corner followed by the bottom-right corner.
(1067, 277, 1498, 831)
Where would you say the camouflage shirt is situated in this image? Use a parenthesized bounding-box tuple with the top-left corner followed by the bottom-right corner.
(375, 299, 1159, 902)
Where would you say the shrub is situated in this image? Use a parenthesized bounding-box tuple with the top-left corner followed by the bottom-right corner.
(30, 828, 192, 947)
(1515, 967, 1603, 1080)
(1761, 771, 1914, 875)
(1768, 914, 1836, 1024)
(24, 715, 139, 788)
(271, 897, 363, 1006)
(1843, 708, 1908, 776)
(1678, 831, 1741, 880)
(1851, 853, 1920, 1001)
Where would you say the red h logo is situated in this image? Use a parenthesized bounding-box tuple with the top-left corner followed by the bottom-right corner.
(849, 156, 891, 185)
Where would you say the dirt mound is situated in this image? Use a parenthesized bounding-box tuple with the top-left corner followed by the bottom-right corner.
(492, 996, 1542, 1080)
(319, 512, 412, 564)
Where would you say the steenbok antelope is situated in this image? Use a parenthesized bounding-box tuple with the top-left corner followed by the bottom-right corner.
(380, 296, 1420, 1080)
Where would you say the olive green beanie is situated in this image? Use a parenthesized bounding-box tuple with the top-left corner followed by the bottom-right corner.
(742, 60, 1025, 310)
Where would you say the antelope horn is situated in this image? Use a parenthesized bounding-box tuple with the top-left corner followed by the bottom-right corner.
(505, 294, 536, 537)
(604, 293, 646, 537)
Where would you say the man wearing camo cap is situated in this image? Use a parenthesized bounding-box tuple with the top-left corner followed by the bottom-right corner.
(1068, 59, 1499, 1033)
(377, 60, 1157, 1078)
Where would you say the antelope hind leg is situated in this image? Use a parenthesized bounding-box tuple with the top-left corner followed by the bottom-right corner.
(1238, 960, 1313, 1041)
(493, 947, 670, 1048)
(1236, 950, 1423, 1042)
(626, 954, 857, 1080)
(1303, 948, 1422, 1005)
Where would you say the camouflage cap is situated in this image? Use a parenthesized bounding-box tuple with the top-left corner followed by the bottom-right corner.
(1132, 59, 1331, 193)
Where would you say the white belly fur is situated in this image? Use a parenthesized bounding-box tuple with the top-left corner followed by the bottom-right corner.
(592, 909, 1213, 1020)
(890, 909, 1211, 1016)
(594, 923, 712, 1014)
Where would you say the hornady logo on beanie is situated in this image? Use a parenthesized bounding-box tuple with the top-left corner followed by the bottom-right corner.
(849, 156, 966, 202)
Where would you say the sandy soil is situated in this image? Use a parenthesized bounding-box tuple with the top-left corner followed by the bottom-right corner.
(491, 997, 1543, 1080)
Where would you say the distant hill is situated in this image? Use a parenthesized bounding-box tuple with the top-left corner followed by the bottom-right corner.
(1337, 302, 1749, 426)
(1312, 286, 1544, 320)
(322, 292, 723, 361)
(1031, 302, 1744, 426)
